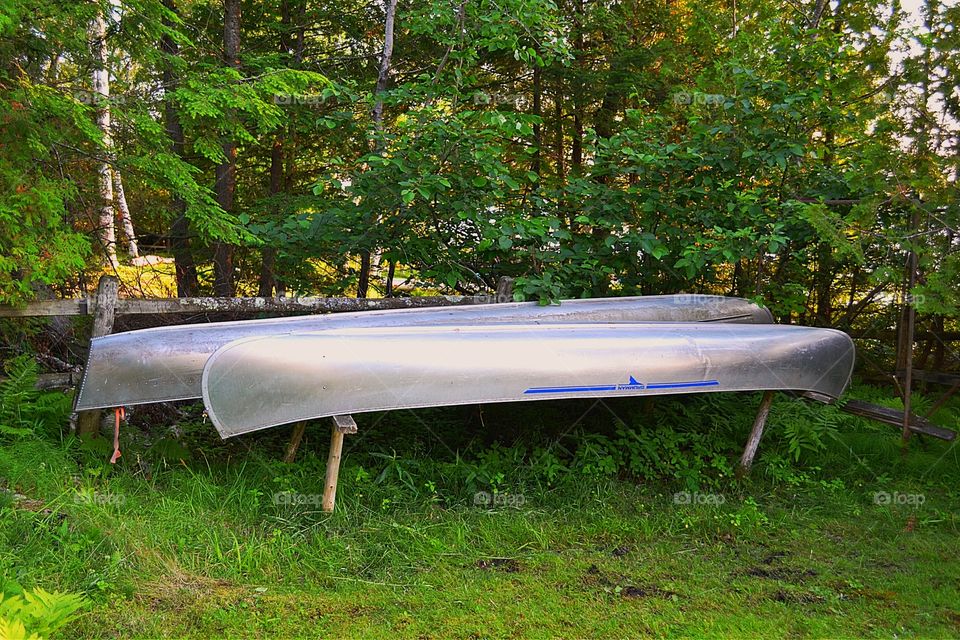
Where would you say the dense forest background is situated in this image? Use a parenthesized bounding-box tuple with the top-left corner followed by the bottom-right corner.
(1, 0, 958, 344)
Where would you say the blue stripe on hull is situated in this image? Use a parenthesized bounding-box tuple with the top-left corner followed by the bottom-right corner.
(524, 385, 619, 394)
(645, 380, 720, 390)
(523, 379, 719, 395)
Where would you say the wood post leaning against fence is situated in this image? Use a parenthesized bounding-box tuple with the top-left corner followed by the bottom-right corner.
(75, 275, 119, 439)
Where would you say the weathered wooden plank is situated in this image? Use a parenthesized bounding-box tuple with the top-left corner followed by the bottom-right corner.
(896, 369, 960, 387)
(851, 331, 960, 342)
(0, 370, 83, 391)
(113, 295, 489, 315)
(36, 371, 83, 391)
(332, 414, 358, 434)
(0, 299, 88, 317)
(840, 399, 956, 441)
(0, 294, 495, 318)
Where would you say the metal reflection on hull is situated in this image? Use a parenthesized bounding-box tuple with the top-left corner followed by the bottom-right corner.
(75, 295, 773, 410)
(202, 323, 855, 438)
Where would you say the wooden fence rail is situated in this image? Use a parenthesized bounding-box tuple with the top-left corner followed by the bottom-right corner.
(0, 292, 506, 319)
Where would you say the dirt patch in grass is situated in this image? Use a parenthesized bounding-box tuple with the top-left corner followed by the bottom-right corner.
(620, 585, 677, 599)
(581, 564, 677, 600)
(770, 589, 825, 605)
(476, 558, 521, 573)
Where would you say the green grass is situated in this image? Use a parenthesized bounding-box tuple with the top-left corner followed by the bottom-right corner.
(1, 386, 959, 638)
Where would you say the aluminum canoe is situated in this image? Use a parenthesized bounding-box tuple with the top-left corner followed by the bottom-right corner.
(74, 295, 773, 411)
(201, 323, 855, 438)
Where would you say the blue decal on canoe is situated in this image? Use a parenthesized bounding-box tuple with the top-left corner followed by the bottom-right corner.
(524, 377, 718, 395)
(645, 380, 719, 390)
(524, 384, 619, 395)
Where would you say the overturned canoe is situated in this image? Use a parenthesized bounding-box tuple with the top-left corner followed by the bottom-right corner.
(75, 295, 772, 411)
(202, 323, 854, 438)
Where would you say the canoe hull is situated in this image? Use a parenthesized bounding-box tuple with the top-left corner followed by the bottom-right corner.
(202, 323, 855, 438)
(75, 295, 772, 410)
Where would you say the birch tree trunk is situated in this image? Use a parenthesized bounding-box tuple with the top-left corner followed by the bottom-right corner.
(90, 11, 118, 267)
(112, 171, 139, 258)
(91, 9, 139, 263)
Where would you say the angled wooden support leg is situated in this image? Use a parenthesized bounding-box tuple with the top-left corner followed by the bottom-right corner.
(283, 421, 308, 463)
(736, 391, 776, 478)
(322, 414, 357, 512)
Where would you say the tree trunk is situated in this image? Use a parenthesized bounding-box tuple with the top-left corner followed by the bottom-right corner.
(259, 139, 284, 296)
(371, 0, 398, 130)
(358, 0, 399, 298)
(214, 0, 241, 297)
(571, 0, 585, 174)
(259, 2, 293, 298)
(162, 0, 198, 296)
(553, 81, 567, 228)
(112, 171, 139, 258)
(532, 64, 542, 175)
(90, 11, 117, 267)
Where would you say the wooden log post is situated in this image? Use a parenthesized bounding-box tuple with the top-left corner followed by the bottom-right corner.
(322, 414, 357, 512)
(283, 421, 307, 463)
(495, 276, 515, 303)
(75, 276, 119, 439)
(736, 391, 776, 478)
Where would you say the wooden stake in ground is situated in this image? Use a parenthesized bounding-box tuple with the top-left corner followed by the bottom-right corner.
(322, 414, 357, 512)
(75, 275, 120, 438)
(736, 391, 776, 478)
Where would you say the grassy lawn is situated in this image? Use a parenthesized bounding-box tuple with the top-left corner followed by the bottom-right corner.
(1, 386, 958, 638)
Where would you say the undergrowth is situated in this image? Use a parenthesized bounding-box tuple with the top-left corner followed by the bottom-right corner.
(0, 371, 958, 637)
